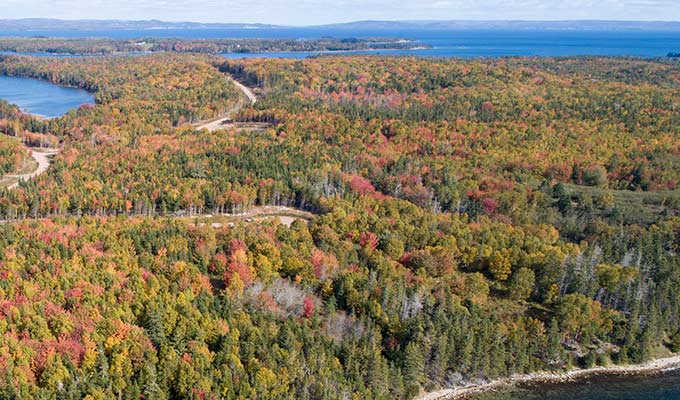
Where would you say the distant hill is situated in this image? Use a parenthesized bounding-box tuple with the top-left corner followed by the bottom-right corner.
(315, 20, 680, 31)
(0, 18, 281, 31)
(2, 18, 680, 32)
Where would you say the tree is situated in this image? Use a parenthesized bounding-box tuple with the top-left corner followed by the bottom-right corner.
(508, 267, 535, 301)
(583, 165, 608, 187)
(403, 341, 425, 397)
(489, 249, 513, 281)
(465, 272, 490, 305)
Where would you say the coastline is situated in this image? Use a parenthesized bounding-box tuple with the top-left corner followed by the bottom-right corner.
(418, 355, 680, 400)
(221, 46, 430, 57)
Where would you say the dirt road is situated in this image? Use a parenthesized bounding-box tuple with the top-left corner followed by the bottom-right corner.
(6, 148, 59, 190)
(196, 75, 257, 132)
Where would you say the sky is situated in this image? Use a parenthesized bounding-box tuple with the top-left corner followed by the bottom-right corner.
(2, 0, 680, 25)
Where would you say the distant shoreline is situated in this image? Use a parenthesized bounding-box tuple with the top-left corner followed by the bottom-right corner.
(3, 19, 680, 32)
(1, 47, 432, 58)
(418, 355, 680, 400)
(0, 38, 430, 57)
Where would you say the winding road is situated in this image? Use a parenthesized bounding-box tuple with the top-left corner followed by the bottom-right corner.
(4, 147, 59, 190)
(0, 75, 310, 226)
(2, 74, 258, 188)
(196, 75, 258, 132)
(232, 78, 258, 105)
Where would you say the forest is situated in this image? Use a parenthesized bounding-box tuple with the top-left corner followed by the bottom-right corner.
(0, 37, 425, 55)
(0, 52, 677, 399)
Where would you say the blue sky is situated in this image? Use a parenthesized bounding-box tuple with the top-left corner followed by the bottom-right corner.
(3, 0, 680, 25)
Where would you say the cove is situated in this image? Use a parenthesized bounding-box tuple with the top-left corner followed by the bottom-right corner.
(0, 75, 94, 118)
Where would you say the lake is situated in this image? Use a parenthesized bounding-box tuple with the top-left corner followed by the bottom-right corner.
(1, 28, 680, 58)
(468, 369, 680, 400)
(0, 75, 95, 118)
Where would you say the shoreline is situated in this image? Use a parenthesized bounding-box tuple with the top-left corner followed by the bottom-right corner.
(418, 355, 680, 400)
(220, 46, 432, 57)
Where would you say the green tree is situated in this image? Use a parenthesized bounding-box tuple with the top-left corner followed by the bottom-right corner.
(508, 267, 535, 301)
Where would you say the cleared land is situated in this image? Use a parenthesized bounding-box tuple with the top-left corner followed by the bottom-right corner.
(0, 147, 59, 190)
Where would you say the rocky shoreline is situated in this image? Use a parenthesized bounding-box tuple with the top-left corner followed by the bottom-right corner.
(418, 355, 680, 400)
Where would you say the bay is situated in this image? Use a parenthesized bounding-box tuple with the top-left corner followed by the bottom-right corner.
(1, 28, 680, 58)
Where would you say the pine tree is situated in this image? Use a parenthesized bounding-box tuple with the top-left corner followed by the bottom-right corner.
(403, 341, 425, 397)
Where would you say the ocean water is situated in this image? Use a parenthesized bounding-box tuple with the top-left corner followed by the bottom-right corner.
(0, 76, 95, 117)
(468, 369, 680, 400)
(220, 29, 680, 58)
(1, 28, 680, 58)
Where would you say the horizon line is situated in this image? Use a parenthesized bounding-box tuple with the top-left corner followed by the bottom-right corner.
(2, 18, 680, 27)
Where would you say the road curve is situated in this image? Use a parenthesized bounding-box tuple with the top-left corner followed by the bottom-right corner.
(232, 78, 257, 105)
(6, 148, 59, 190)
(196, 75, 257, 132)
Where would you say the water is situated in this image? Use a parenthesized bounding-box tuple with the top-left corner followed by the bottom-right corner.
(468, 369, 680, 400)
(220, 29, 680, 58)
(1, 28, 680, 58)
(0, 76, 95, 117)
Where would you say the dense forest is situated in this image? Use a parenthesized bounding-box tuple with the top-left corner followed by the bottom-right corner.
(0, 37, 425, 55)
(0, 134, 25, 176)
(0, 52, 677, 399)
